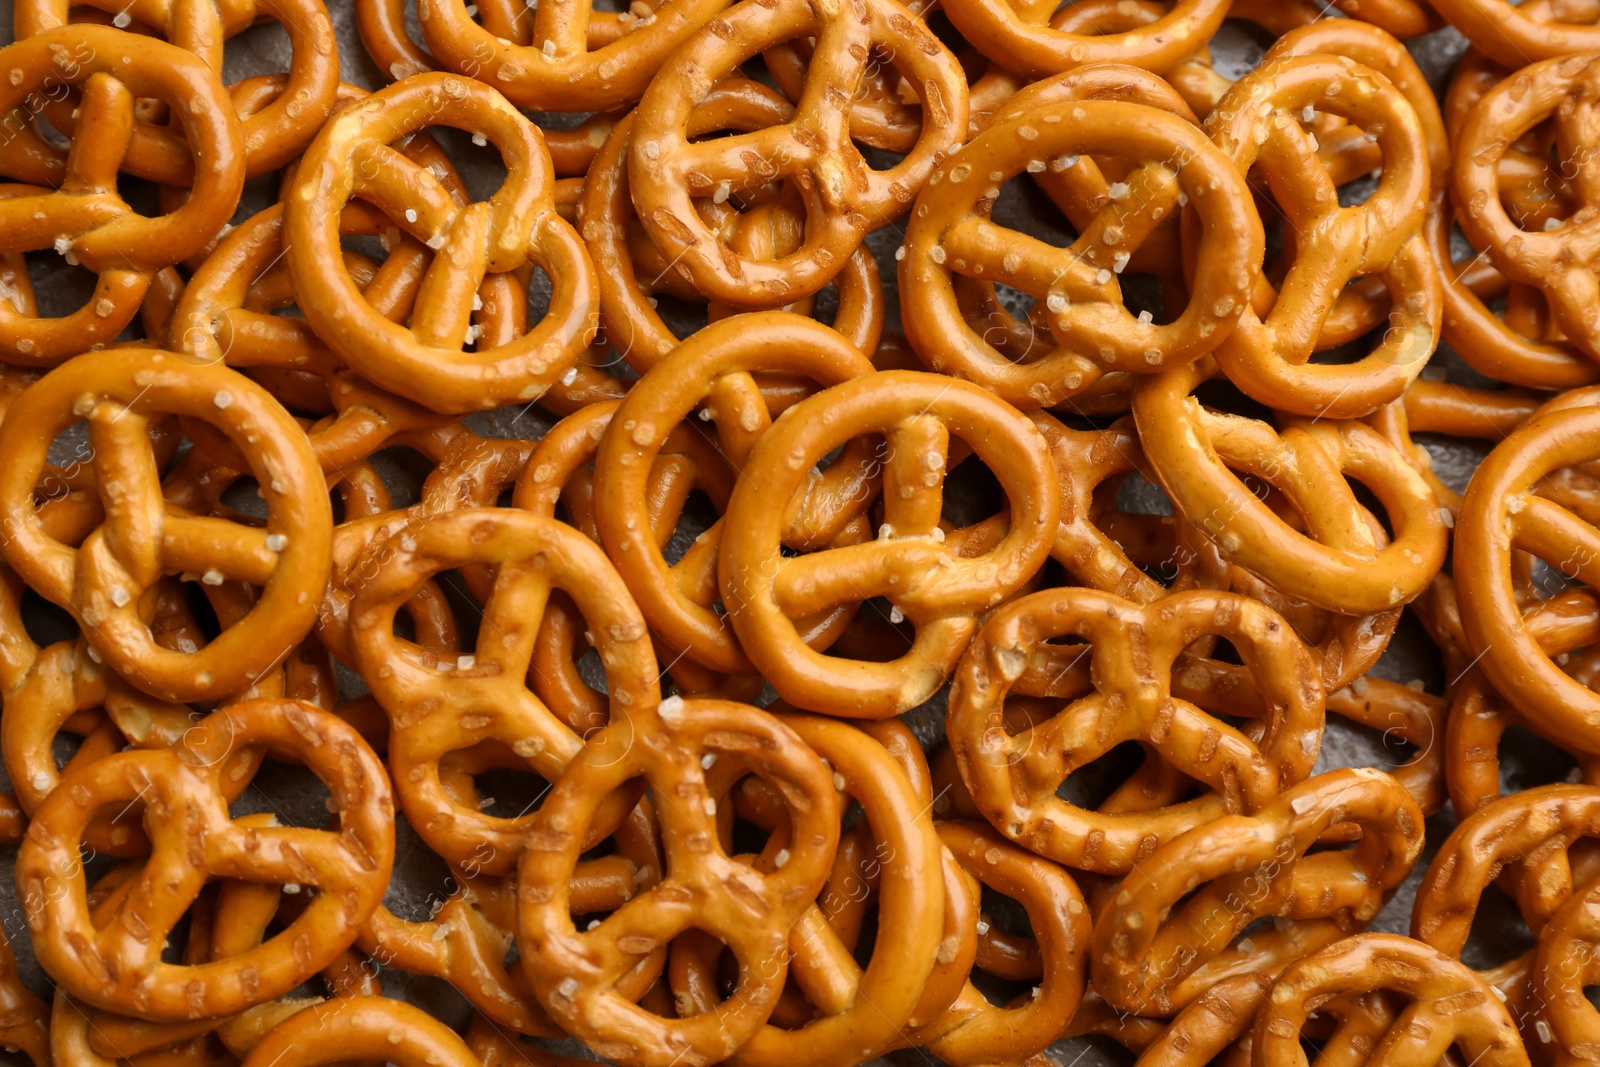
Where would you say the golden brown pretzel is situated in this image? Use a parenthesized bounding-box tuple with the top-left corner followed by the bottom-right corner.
(1253, 934, 1528, 1067)
(948, 585, 1323, 873)
(348, 507, 658, 873)
(1200, 53, 1441, 418)
(1093, 768, 1423, 1015)
(1133, 358, 1449, 616)
(0, 349, 332, 703)
(720, 370, 1059, 716)
(241, 998, 480, 1067)
(285, 73, 597, 413)
(517, 696, 842, 1067)
(17, 698, 393, 1021)
(0, 27, 244, 365)
(627, 0, 968, 307)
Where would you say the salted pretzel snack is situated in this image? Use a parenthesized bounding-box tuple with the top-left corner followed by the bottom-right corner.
(1093, 768, 1423, 1015)
(1254, 934, 1528, 1067)
(0, 27, 244, 364)
(901, 96, 1262, 408)
(0, 349, 332, 702)
(518, 696, 841, 1067)
(948, 586, 1323, 872)
(721, 369, 1059, 716)
(628, 0, 968, 307)
(349, 507, 657, 872)
(1202, 54, 1442, 418)
(286, 73, 597, 413)
(1134, 358, 1449, 615)
(17, 698, 393, 1020)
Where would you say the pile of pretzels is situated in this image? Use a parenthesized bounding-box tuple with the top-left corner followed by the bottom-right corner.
(3, 0, 1600, 1060)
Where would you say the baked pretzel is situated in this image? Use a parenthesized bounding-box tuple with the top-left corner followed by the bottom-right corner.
(580, 82, 884, 372)
(1254, 934, 1528, 1067)
(17, 698, 393, 1020)
(1094, 768, 1423, 1015)
(285, 73, 597, 413)
(720, 369, 1059, 716)
(1455, 54, 1600, 366)
(627, 0, 967, 307)
(1455, 406, 1600, 754)
(1530, 865, 1600, 1062)
(348, 507, 657, 873)
(901, 94, 1261, 408)
(517, 696, 841, 1067)
(0, 349, 332, 703)
(1200, 54, 1440, 418)
(17, 0, 338, 178)
(0, 26, 244, 364)
(949, 586, 1323, 872)
(1134, 358, 1449, 616)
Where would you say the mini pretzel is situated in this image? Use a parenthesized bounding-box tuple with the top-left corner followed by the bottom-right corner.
(348, 507, 657, 872)
(580, 81, 884, 372)
(285, 73, 597, 413)
(0, 349, 332, 703)
(18, 0, 339, 179)
(1454, 406, 1600, 754)
(0, 26, 244, 364)
(1133, 358, 1448, 616)
(1454, 54, 1600, 365)
(18, 698, 393, 1021)
(720, 369, 1058, 716)
(517, 696, 841, 1067)
(1254, 934, 1528, 1067)
(1094, 768, 1423, 1015)
(941, 0, 1227, 77)
(240, 998, 479, 1067)
(627, 0, 967, 307)
(902, 96, 1261, 408)
(668, 715, 945, 1065)
(1198, 54, 1440, 418)
(948, 585, 1323, 872)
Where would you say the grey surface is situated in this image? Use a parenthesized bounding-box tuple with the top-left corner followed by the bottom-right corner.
(0, 3, 1561, 1065)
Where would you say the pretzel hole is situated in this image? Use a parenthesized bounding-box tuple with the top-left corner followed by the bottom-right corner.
(1053, 740, 1154, 809)
(16, 583, 76, 648)
(220, 18, 296, 85)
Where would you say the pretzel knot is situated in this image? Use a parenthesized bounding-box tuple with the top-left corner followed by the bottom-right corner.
(1255, 934, 1528, 1067)
(1203, 54, 1442, 419)
(16, 698, 393, 1021)
(1454, 54, 1600, 366)
(901, 96, 1262, 409)
(517, 697, 842, 1067)
(1094, 768, 1423, 1015)
(948, 586, 1324, 873)
(628, 0, 968, 307)
(720, 370, 1058, 717)
(239, 998, 481, 1067)
(1455, 406, 1600, 756)
(0, 26, 244, 365)
(286, 73, 598, 413)
(348, 507, 659, 873)
(0, 349, 331, 704)
(1134, 359, 1449, 616)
